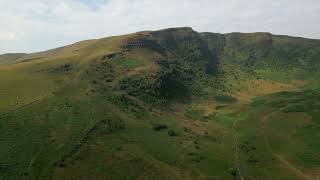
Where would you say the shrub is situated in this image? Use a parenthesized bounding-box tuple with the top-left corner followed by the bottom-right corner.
(152, 123, 168, 131)
(48, 63, 73, 73)
(168, 130, 177, 136)
(228, 168, 237, 176)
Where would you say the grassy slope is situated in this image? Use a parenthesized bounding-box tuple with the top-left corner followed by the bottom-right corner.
(0, 53, 27, 64)
(0, 27, 319, 179)
(246, 91, 320, 179)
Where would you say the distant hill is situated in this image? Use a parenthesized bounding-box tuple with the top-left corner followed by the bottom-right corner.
(0, 53, 27, 64)
(0, 27, 319, 179)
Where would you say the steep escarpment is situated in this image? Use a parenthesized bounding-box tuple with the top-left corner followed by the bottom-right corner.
(85, 27, 320, 105)
(203, 31, 320, 70)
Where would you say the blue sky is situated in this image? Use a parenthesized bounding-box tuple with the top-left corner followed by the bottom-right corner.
(0, 0, 320, 54)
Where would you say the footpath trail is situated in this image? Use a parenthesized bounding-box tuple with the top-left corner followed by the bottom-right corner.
(0, 96, 49, 173)
(232, 117, 244, 180)
(0, 99, 40, 116)
(261, 111, 310, 180)
(0, 93, 51, 116)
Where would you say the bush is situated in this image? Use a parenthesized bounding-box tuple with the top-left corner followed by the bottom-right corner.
(152, 123, 168, 131)
(228, 168, 237, 176)
(168, 130, 177, 136)
(48, 63, 73, 73)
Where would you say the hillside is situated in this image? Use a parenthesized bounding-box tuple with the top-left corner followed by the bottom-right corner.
(0, 27, 319, 179)
(0, 53, 27, 64)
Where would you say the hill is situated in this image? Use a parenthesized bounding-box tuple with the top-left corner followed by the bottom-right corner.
(0, 53, 27, 64)
(0, 27, 319, 179)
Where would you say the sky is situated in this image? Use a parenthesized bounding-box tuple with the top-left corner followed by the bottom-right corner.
(0, 0, 320, 54)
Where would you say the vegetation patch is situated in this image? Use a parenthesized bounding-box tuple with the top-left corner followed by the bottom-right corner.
(152, 123, 168, 131)
(120, 59, 191, 104)
(116, 58, 143, 69)
(167, 130, 177, 136)
(42, 63, 74, 74)
(185, 105, 204, 120)
(107, 92, 145, 118)
(214, 94, 237, 103)
(281, 104, 306, 113)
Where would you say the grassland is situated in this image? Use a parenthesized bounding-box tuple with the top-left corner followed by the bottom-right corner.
(0, 27, 319, 179)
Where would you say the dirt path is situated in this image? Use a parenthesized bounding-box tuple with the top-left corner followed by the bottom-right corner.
(261, 111, 310, 180)
(0, 94, 50, 116)
(0, 99, 40, 116)
(0, 95, 49, 174)
(233, 118, 245, 180)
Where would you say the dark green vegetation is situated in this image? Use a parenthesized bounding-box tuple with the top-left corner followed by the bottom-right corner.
(0, 27, 319, 179)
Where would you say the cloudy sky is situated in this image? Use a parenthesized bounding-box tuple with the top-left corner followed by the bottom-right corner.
(0, 0, 319, 54)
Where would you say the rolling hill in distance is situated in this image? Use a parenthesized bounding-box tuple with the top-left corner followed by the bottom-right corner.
(0, 27, 320, 179)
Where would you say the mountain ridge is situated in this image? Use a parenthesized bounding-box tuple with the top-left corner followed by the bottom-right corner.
(2, 27, 320, 58)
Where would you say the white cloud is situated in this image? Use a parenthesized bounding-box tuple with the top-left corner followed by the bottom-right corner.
(0, 0, 319, 54)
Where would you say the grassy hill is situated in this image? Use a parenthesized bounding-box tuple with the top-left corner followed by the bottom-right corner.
(0, 27, 319, 179)
(0, 53, 27, 64)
